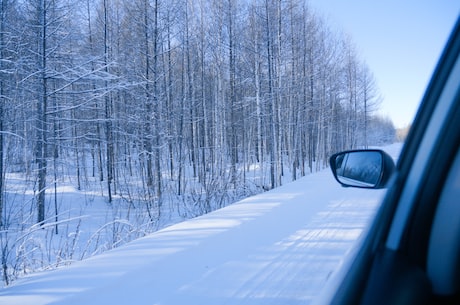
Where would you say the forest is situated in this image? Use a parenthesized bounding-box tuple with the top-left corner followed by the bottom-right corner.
(0, 0, 395, 285)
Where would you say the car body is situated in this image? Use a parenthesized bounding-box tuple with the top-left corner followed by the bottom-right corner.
(322, 16, 460, 305)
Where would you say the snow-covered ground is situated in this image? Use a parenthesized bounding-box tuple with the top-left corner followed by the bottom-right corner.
(0, 144, 402, 305)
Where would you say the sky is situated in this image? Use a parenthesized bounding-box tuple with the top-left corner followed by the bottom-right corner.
(308, 0, 460, 128)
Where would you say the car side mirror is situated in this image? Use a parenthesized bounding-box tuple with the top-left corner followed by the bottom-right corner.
(329, 150, 395, 189)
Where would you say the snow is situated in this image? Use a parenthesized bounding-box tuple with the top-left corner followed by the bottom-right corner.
(0, 144, 402, 305)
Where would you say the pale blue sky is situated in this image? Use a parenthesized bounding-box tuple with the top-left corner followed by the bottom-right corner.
(309, 0, 460, 128)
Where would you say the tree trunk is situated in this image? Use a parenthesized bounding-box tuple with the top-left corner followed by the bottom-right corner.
(36, 0, 48, 224)
(103, 0, 113, 203)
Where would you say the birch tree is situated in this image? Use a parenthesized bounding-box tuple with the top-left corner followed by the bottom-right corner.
(23, 0, 52, 224)
(0, 0, 16, 227)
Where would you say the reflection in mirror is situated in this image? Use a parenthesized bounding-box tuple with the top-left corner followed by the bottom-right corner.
(334, 151, 383, 187)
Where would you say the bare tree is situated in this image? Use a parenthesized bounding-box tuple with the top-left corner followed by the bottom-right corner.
(0, 0, 10, 228)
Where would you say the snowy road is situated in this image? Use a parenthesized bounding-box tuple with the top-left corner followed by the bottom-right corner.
(0, 145, 400, 305)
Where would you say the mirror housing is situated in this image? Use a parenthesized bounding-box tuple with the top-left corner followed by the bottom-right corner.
(329, 150, 395, 189)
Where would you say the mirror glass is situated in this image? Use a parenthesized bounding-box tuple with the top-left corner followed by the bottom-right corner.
(334, 151, 383, 187)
